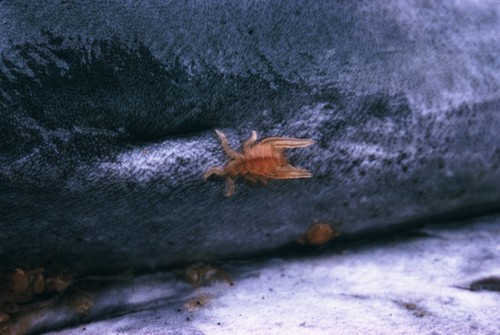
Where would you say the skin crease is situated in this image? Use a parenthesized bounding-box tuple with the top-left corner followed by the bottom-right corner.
(204, 130, 315, 196)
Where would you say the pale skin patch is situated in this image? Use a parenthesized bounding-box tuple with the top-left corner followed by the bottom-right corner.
(204, 130, 314, 196)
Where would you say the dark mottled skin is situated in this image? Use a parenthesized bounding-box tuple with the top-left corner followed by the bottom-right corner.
(0, 0, 499, 272)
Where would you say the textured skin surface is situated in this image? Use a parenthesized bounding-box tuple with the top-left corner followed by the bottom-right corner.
(43, 216, 500, 335)
(1, 0, 500, 272)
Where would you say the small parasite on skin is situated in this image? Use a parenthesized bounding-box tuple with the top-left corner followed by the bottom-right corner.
(297, 223, 340, 246)
(68, 292, 94, 314)
(182, 263, 233, 287)
(204, 130, 314, 196)
(1, 267, 76, 334)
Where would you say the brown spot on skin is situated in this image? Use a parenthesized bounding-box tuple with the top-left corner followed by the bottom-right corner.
(298, 223, 340, 246)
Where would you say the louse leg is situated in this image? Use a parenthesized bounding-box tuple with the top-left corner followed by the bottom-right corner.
(243, 174, 268, 185)
(243, 174, 257, 183)
(259, 137, 315, 149)
(204, 167, 226, 180)
(225, 177, 236, 197)
(242, 130, 257, 153)
(214, 129, 240, 159)
(255, 175, 268, 185)
(269, 165, 313, 179)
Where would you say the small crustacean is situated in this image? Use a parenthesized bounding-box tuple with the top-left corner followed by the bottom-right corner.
(182, 263, 233, 287)
(297, 223, 340, 246)
(204, 130, 314, 196)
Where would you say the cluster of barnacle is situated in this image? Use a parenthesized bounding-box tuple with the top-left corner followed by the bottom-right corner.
(0, 267, 74, 334)
(0, 265, 140, 334)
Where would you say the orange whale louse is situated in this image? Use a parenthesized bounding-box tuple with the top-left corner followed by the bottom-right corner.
(204, 130, 314, 196)
(297, 223, 340, 246)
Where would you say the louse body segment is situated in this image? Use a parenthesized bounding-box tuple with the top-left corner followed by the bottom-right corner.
(204, 130, 314, 196)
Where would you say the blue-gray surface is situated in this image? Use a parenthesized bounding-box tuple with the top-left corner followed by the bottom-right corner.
(1, 0, 499, 271)
(0, 0, 499, 333)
